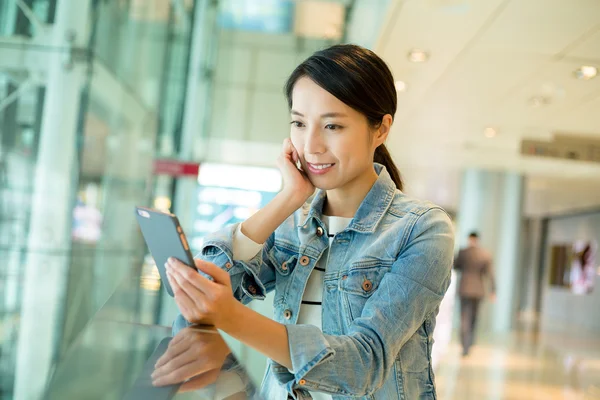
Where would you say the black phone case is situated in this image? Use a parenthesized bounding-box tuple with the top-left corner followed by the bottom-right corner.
(122, 337, 180, 400)
(135, 207, 196, 297)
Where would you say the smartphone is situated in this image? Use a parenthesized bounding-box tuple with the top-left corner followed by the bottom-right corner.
(135, 207, 196, 297)
(123, 337, 180, 400)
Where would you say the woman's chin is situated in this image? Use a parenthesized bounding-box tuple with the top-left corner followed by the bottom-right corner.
(312, 181, 339, 191)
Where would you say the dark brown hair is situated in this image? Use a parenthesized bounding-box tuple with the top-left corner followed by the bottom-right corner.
(284, 44, 403, 191)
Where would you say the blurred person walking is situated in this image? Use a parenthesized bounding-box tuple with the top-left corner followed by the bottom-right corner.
(454, 232, 496, 356)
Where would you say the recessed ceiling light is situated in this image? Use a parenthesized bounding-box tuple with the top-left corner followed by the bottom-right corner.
(407, 49, 429, 63)
(528, 96, 550, 108)
(394, 80, 407, 92)
(484, 127, 496, 138)
(574, 65, 597, 80)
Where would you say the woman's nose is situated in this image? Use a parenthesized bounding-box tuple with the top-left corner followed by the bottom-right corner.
(304, 128, 326, 155)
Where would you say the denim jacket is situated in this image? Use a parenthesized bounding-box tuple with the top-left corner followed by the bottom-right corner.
(174, 164, 455, 400)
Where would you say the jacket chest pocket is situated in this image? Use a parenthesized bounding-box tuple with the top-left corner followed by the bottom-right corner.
(337, 259, 392, 321)
(267, 244, 297, 306)
(268, 243, 298, 275)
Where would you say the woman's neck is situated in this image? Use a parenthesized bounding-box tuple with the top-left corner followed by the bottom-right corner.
(323, 168, 379, 218)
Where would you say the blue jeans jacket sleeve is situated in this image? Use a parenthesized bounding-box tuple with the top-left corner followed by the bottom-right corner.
(197, 222, 277, 304)
(279, 208, 454, 397)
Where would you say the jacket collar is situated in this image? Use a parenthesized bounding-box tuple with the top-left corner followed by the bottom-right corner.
(298, 163, 398, 233)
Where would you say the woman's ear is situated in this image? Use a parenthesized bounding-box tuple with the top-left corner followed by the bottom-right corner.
(374, 114, 393, 146)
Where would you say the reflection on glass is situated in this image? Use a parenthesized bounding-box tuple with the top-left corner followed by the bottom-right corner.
(149, 326, 257, 398)
(141, 254, 162, 292)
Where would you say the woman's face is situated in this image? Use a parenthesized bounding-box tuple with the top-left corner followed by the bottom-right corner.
(290, 77, 386, 191)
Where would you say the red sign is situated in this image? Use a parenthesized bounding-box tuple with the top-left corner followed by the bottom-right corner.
(153, 159, 200, 177)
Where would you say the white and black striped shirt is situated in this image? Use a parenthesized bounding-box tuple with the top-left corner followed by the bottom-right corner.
(233, 216, 352, 400)
(295, 215, 352, 330)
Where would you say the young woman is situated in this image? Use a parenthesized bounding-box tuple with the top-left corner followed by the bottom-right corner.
(155, 44, 454, 399)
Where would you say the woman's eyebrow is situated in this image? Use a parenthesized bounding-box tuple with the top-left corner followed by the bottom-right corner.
(320, 112, 348, 118)
(291, 110, 348, 118)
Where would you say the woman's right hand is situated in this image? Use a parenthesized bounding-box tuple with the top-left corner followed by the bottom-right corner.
(277, 138, 315, 206)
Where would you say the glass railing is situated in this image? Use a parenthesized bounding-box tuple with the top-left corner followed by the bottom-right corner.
(0, 248, 150, 398)
(44, 269, 262, 399)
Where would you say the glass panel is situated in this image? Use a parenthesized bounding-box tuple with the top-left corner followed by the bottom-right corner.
(45, 272, 262, 399)
(54, 0, 197, 359)
(0, 1, 196, 398)
(0, 60, 62, 399)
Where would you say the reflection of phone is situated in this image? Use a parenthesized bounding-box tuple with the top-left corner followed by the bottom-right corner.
(135, 207, 196, 297)
(123, 337, 180, 400)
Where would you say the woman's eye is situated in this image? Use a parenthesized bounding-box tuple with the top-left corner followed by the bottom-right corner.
(325, 124, 342, 130)
(290, 121, 305, 128)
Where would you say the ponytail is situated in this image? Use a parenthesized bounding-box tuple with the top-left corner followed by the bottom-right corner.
(374, 144, 403, 191)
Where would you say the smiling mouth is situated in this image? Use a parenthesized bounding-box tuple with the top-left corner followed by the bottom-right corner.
(306, 163, 336, 175)
(308, 163, 335, 170)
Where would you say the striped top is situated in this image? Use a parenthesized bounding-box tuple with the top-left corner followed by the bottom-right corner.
(233, 215, 352, 400)
(295, 215, 352, 330)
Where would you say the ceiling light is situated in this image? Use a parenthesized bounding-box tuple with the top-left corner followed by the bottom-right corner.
(407, 49, 429, 63)
(528, 96, 550, 108)
(394, 80, 407, 92)
(573, 65, 597, 80)
(484, 127, 496, 138)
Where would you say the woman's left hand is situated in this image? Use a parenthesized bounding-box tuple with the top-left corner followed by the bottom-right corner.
(166, 258, 238, 328)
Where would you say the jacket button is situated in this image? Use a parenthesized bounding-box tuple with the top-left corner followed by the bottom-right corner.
(299, 379, 307, 385)
(281, 262, 288, 271)
(248, 285, 257, 295)
(284, 309, 292, 320)
(362, 279, 373, 292)
(299, 256, 310, 266)
(316, 227, 324, 237)
(225, 262, 232, 269)
(342, 275, 348, 280)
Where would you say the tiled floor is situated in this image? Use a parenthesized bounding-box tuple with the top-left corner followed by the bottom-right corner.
(435, 330, 600, 400)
